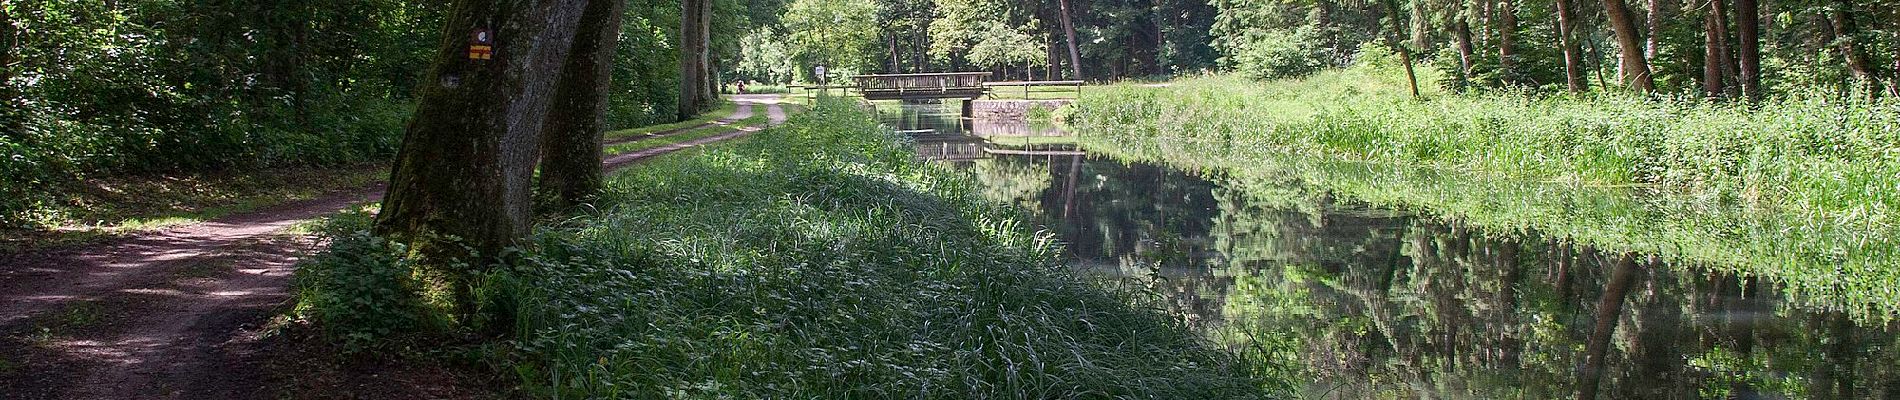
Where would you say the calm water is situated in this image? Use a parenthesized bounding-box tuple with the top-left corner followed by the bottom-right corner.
(879, 101, 1900, 399)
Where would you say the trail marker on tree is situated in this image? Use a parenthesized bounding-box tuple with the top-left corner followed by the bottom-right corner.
(469, 28, 495, 61)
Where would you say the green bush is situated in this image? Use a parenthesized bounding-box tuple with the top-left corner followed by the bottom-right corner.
(290, 211, 446, 351)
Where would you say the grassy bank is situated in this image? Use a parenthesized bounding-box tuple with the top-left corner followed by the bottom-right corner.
(1072, 69, 1899, 226)
(294, 99, 1270, 398)
(1066, 67, 1900, 320)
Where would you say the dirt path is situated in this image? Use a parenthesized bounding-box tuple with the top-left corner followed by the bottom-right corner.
(0, 95, 790, 399)
(600, 101, 755, 147)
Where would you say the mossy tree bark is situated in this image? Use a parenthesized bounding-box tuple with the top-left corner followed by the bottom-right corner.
(537, 0, 627, 210)
(374, 0, 591, 315)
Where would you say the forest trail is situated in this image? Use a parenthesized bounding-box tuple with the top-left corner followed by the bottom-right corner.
(0, 95, 790, 399)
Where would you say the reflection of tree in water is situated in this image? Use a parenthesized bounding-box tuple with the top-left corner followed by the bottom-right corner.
(956, 142, 1900, 399)
(966, 156, 1053, 215)
(1206, 172, 1900, 399)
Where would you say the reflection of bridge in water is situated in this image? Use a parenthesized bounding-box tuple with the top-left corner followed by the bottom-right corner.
(876, 100, 1079, 162)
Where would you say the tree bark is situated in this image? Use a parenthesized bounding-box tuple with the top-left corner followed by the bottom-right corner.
(1828, 0, 1875, 89)
(678, 0, 703, 120)
(1646, 0, 1666, 60)
(1058, 0, 1084, 79)
(1453, 2, 1477, 90)
(1498, 0, 1519, 84)
(1735, 0, 1761, 101)
(698, 0, 716, 105)
(537, 0, 625, 210)
(1555, 0, 1587, 92)
(1703, 0, 1733, 98)
(1382, 0, 1422, 97)
(375, 0, 591, 313)
(1576, 253, 1642, 400)
(1601, 0, 1657, 92)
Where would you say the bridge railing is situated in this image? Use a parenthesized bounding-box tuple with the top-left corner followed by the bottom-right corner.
(852, 72, 991, 91)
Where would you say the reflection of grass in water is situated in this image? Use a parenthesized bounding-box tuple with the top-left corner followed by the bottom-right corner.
(1083, 134, 1900, 321)
(1069, 70, 1900, 321)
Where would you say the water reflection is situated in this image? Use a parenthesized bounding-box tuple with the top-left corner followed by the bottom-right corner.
(878, 101, 1900, 399)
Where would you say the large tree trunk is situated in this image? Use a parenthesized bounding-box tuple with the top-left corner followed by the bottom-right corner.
(537, 0, 625, 210)
(1498, 0, 1519, 84)
(1828, 0, 1875, 89)
(1058, 0, 1083, 79)
(1735, 0, 1761, 101)
(1555, 0, 1587, 92)
(1602, 0, 1657, 92)
(1576, 253, 1643, 400)
(376, 0, 591, 314)
(1703, 0, 1733, 98)
(678, 0, 703, 120)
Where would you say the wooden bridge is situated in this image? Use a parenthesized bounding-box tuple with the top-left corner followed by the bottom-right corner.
(851, 73, 992, 100)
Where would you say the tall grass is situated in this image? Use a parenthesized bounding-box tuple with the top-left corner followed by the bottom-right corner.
(1065, 66, 1900, 321)
(294, 98, 1273, 398)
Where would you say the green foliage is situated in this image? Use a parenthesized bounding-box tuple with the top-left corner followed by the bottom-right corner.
(784, 0, 882, 76)
(735, 29, 797, 84)
(0, 0, 440, 228)
(606, 0, 687, 129)
(290, 209, 450, 351)
(500, 99, 1270, 397)
(1219, 26, 1327, 80)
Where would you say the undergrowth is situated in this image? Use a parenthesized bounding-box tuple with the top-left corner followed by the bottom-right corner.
(292, 98, 1274, 398)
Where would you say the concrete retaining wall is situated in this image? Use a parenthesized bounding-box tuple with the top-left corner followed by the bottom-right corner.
(969, 99, 1073, 120)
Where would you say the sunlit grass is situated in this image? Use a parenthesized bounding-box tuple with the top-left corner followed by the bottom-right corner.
(500, 98, 1271, 398)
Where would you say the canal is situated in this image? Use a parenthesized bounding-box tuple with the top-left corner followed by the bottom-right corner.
(878, 100, 1900, 399)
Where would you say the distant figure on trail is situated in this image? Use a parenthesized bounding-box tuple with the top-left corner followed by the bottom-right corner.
(814, 65, 828, 86)
(737, 80, 748, 94)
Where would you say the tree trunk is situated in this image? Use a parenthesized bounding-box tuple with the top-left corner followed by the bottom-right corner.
(1454, 1, 1475, 74)
(698, 0, 715, 105)
(1735, 0, 1761, 101)
(1828, 0, 1875, 89)
(1576, 253, 1642, 400)
(376, 0, 592, 314)
(1703, 0, 1733, 98)
(537, 0, 625, 210)
(1602, 0, 1657, 92)
(1058, 0, 1083, 79)
(678, 0, 703, 120)
(1498, 0, 1519, 84)
(1646, 0, 1666, 60)
(1383, 0, 1422, 97)
(1555, 0, 1587, 92)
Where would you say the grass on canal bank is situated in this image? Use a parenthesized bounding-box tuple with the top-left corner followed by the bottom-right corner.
(291, 98, 1272, 398)
(1070, 68, 1900, 230)
(1067, 66, 1900, 321)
